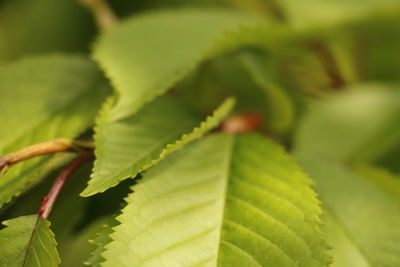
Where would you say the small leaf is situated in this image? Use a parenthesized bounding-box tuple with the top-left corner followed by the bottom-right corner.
(0, 215, 60, 266)
(298, 155, 400, 267)
(101, 133, 330, 266)
(0, 54, 109, 208)
(82, 97, 234, 196)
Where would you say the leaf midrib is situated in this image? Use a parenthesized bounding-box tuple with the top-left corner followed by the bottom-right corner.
(21, 216, 41, 267)
(321, 198, 373, 267)
(215, 134, 235, 266)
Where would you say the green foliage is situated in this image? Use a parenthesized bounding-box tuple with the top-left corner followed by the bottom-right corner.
(85, 217, 118, 267)
(298, 155, 400, 266)
(82, 96, 234, 196)
(101, 134, 330, 266)
(0, 55, 109, 207)
(238, 51, 294, 133)
(295, 85, 400, 164)
(93, 9, 262, 121)
(281, 0, 400, 30)
(354, 165, 400, 200)
(0, 0, 95, 60)
(0, 215, 60, 266)
(0, 1, 399, 266)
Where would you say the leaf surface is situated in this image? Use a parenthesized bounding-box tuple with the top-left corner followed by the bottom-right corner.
(82, 97, 234, 196)
(85, 218, 118, 267)
(294, 84, 400, 164)
(298, 155, 400, 267)
(0, 215, 60, 267)
(0, 55, 109, 208)
(280, 0, 400, 30)
(93, 9, 267, 121)
(101, 133, 330, 266)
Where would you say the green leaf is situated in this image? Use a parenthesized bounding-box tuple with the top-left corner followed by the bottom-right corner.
(294, 84, 400, 164)
(85, 217, 118, 267)
(238, 50, 295, 133)
(354, 165, 400, 200)
(0, 215, 60, 266)
(101, 133, 330, 266)
(93, 9, 267, 121)
(280, 0, 400, 30)
(298, 155, 400, 267)
(322, 213, 369, 267)
(141, 97, 235, 170)
(82, 97, 234, 196)
(58, 216, 114, 267)
(0, 0, 94, 60)
(0, 55, 109, 208)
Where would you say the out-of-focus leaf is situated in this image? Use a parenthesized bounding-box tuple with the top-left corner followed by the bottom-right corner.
(93, 8, 279, 121)
(238, 50, 294, 133)
(354, 165, 400, 200)
(0, 0, 95, 60)
(280, 0, 400, 30)
(295, 84, 400, 164)
(0, 55, 109, 208)
(299, 155, 400, 267)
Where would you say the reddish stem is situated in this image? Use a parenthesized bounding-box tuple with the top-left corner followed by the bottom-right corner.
(39, 152, 93, 219)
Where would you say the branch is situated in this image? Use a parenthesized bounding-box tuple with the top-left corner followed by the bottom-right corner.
(0, 138, 94, 172)
(39, 152, 94, 219)
(79, 0, 118, 32)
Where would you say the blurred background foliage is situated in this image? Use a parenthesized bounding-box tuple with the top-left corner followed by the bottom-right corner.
(0, 0, 399, 266)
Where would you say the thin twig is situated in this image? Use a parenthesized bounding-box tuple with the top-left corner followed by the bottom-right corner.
(39, 152, 94, 219)
(0, 138, 94, 172)
(79, 0, 118, 32)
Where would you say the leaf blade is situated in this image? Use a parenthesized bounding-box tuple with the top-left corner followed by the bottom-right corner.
(298, 155, 400, 267)
(0, 55, 109, 208)
(93, 9, 263, 121)
(101, 133, 330, 266)
(0, 215, 60, 267)
(82, 97, 235, 196)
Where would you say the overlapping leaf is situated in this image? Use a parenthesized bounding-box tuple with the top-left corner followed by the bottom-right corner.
(93, 9, 271, 121)
(0, 0, 94, 60)
(299, 155, 400, 267)
(82, 97, 235, 196)
(280, 0, 400, 30)
(101, 133, 330, 266)
(85, 218, 118, 267)
(238, 51, 294, 133)
(294, 84, 400, 164)
(0, 215, 60, 266)
(0, 55, 109, 208)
